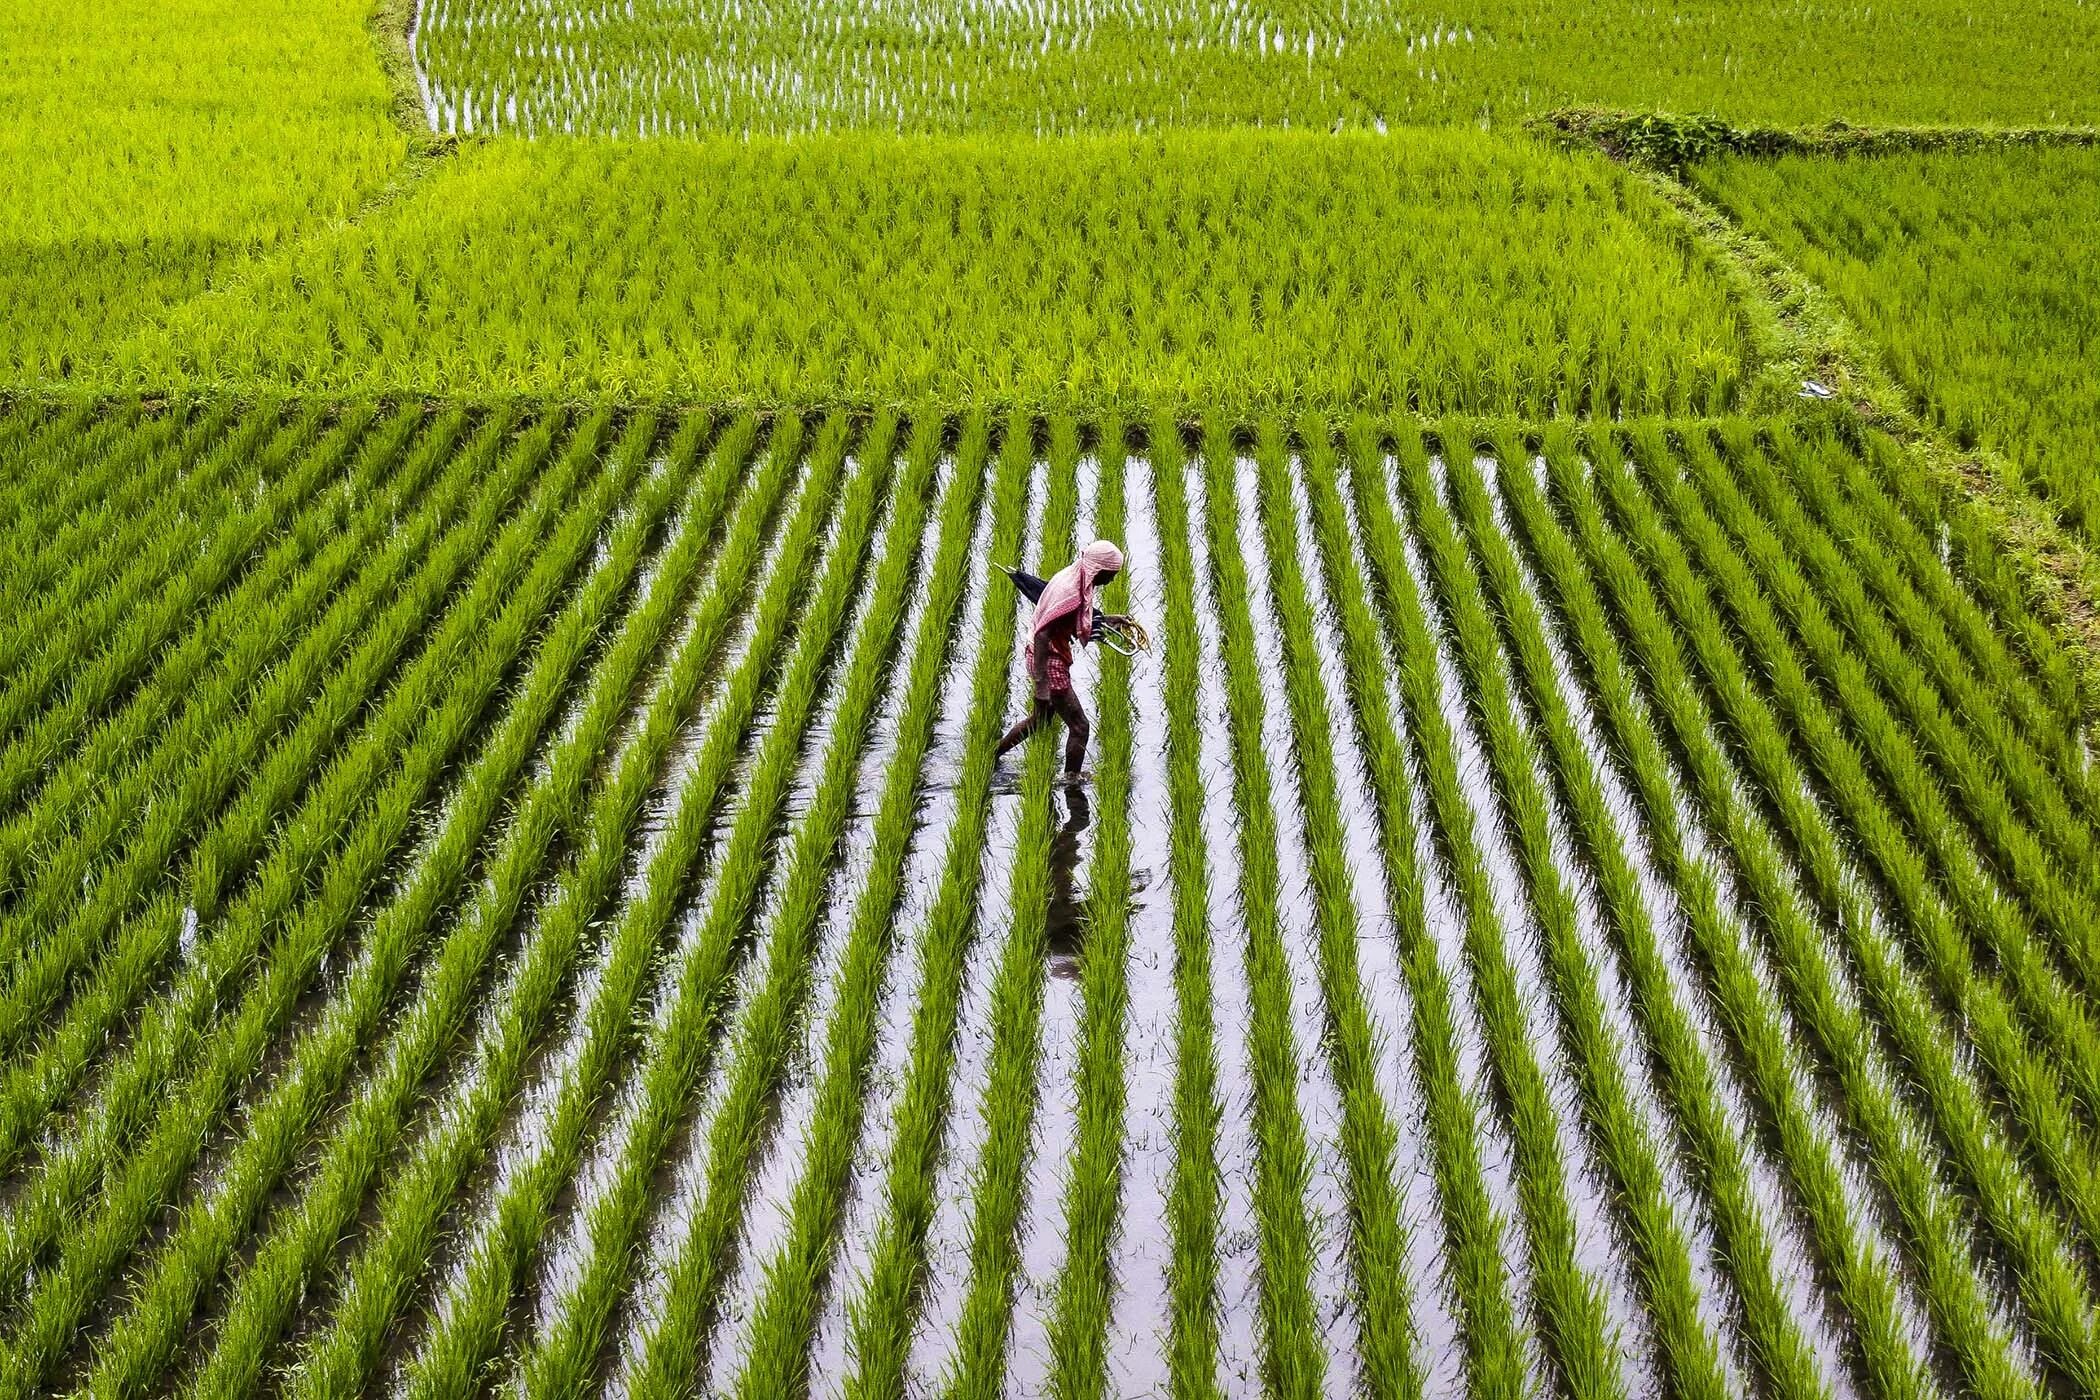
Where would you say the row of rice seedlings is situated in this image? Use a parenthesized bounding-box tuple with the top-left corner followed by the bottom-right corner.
(0, 409, 547, 1192)
(502, 412, 901, 1397)
(1679, 430, 2100, 994)
(1608, 433, 2100, 1395)
(1792, 432, 2100, 834)
(0, 410, 570, 1284)
(0, 402, 112, 552)
(0, 401, 315, 747)
(832, 417, 1029, 1397)
(0, 406, 430, 1033)
(1577, 434, 2064, 1397)
(1043, 426, 1134, 1398)
(1238, 421, 1423, 1397)
(1397, 426, 1737, 1397)
(725, 416, 991, 1397)
(1459, 430, 1843, 1398)
(67, 411, 683, 1396)
(277, 413, 789, 1398)
(1348, 424, 1627, 1398)
(619, 416, 961, 1395)
(1518, 432, 1944, 1397)
(129, 133, 1748, 421)
(1124, 421, 1229, 1396)
(1298, 424, 1533, 1395)
(1691, 430, 2100, 1122)
(1178, 426, 1326, 1396)
(0, 404, 230, 682)
(386, 413, 842, 1397)
(0, 411, 513, 1199)
(0, 410, 627, 1395)
(166, 411, 735, 1400)
(0, 407, 448, 941)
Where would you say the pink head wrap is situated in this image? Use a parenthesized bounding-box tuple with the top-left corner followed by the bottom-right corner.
(1030, 539, 1125, 643)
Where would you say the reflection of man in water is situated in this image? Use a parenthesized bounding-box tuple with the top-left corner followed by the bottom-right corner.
(1044, 786, 1091, 980)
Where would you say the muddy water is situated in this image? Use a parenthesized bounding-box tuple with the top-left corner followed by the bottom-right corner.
(1485, 456, 1859, 1399)
(1336, 450, 1548, 1396)
(1284, 455, 1464, 1398)
(904, 456, 1046, 1389)
(702, 451, 959, 1394)
(1101, 454, 1177, 1394)
(1230, 451, 1362, 1399)
(1004, 452, 1104, 1394)
(1180, 454, 1265, 1394)
(1396, 459, 1655, 1397)
(805, 453, 1000, 1383)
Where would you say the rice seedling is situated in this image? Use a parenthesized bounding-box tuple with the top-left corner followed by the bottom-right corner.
(412, 0, 2100, 137)
(116, 132, 1748, 420)
(1694, 149, 2100, 550)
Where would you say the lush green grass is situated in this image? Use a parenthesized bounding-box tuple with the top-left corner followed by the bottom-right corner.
(1692, 147, 2100, 547)
(417, 0, 2100, 135)
(107, 130, 1749, 416)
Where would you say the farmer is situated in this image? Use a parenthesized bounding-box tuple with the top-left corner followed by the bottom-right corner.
(995, 538, 1127, 780)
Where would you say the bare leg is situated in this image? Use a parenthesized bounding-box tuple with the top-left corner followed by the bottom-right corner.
(1052, 688, 1090, 775)
(996, 698, 1051, 758)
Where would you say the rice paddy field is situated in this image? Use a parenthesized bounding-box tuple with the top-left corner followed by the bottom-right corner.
(8, 1, 2100, 1398)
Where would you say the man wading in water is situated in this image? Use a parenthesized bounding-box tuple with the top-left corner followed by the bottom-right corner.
(995, 539, 1127, 782)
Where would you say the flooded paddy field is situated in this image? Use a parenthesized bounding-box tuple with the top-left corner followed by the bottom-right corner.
(2, 397, 2099, 1400)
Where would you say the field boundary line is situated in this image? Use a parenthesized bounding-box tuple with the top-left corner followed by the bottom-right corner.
(1542, 114, 2100, 711)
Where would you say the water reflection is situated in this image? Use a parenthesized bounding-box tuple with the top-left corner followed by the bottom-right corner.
(1046, 785, 1091, 980)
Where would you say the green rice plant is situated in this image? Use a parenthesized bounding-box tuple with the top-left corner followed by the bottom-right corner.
(1187, 422, 1326, 1399)
(0, 416, 636, 1397)
(1518, 431, 1935, 1400)
(0, 403, 224, 654)
(0, 403, 149, 588)
(729, 414, 992, 1400)
(0, 401, 318, 743)
(1811, 430, 2100, 824)
(836, 416, 1031, 1400)
(925, 419, 1071, 1400)
(118, 132, 1748, 420)
(0, 0, 405, 381)
(1673, 428, 2100, 986)
(388, 414, 845, 1400)
(0, 411, 572, 1291)
(1407, 423, 1730, 1400)
(618, 417, 958, 1398)
(1463, 427, 1832, 1400)
(1139, 415, 1229, 1400)
(1589, 429, 2088, 1399)
(1350, 423, 1626, 1400)
(60, 412, 675, 1398)
(1249, 417, 1430, 1400)
(0, 410, 540, 1176)
(498, 414, 901, 1400)
(279, 414, 790, 1400)
(171, 412, 730, 1400)
(1043, 421, 1134, 1400)
(1692, 148, 2100, 549)
(414, 0, 2100, 135)
(1690, 426, 2100, 1124)
(1305, 421, 1530, 1396)
(0, 405, 449, 906)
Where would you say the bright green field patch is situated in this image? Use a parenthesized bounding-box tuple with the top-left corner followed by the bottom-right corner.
(1692, 146, 2100, 546)
(113, 130, 1750, 416)
(412, 0, 2100, 138)
(0, 0, 406, 382)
